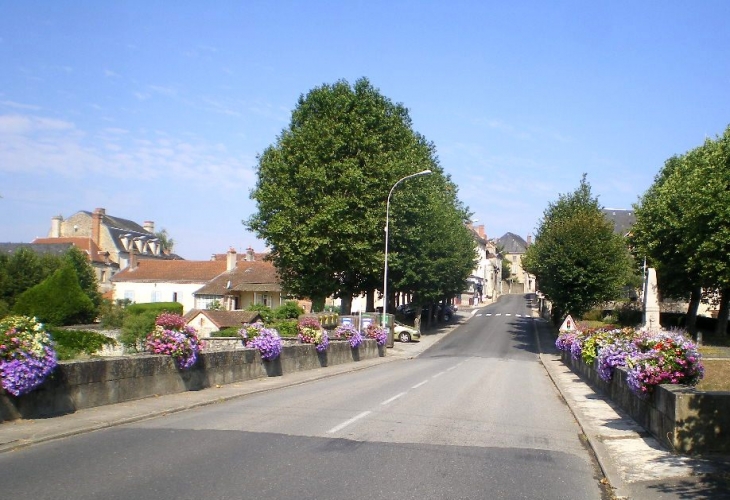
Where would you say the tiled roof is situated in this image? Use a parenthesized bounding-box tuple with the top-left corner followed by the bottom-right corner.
(195, 261, 281, 295)
(497, 232, 529, 254)
(183, 309, 262, 329)
(111, 260, 227, 283)
(602, 208, 635, 236)
(32, 237, 108, 263)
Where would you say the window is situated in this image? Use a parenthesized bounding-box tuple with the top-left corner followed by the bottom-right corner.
(151, 291, 162, 302)
(172, 292, 178, 302)
(124, 290, 135, 302)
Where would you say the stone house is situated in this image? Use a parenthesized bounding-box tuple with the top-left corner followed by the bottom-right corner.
(111, 248, 283, 315)
(183, 309, 262, 337)
(462, 224, 501, 305)
(496, 232, 535, 294)
(36, 207, 180, 296)
(193, 248, 283, 311)
(111, 258, 227, 312)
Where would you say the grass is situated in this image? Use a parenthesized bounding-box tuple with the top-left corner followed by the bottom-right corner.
(696, 359, 730, 392)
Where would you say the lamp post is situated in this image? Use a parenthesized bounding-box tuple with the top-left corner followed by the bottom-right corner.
(382, 169, 432, 329)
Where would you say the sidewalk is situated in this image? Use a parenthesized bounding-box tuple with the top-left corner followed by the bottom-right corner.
(0, 323, 453, 455)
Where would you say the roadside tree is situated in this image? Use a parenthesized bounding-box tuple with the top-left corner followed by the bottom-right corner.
(245, 77, 471, 313)
(523, 175, 634, 323)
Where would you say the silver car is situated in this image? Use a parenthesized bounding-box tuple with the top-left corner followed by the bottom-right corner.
(394, 321, 421, 343)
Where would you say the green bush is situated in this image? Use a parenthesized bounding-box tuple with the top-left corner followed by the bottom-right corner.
(49, 328, 118, 360)
(126, 302, 182, 317)
(210, 326, 241, 337)
(13, 264, 96, 326)
(581, 308, 604, 322)
(271, 319, 298, 337)
(273, 301, 304, 320)
(120, 311, 157, 351)
(98, 298, 131, 328)
(247, 303, 273, 323)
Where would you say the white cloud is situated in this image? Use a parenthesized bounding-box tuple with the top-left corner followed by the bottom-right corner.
(0, 100, 42, 111)
(0, 112, 257, 189)
(104, 69, 119, 78)
(0, 114, 75, 135)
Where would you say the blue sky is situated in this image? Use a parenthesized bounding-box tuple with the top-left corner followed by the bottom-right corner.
(2, 1, 729, 260)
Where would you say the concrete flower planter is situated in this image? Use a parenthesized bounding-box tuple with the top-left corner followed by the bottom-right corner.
(0, 339, 381, 423)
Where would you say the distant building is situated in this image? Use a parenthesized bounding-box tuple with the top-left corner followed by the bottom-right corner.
(601, 208, 635, 237)
(111, 248, 283, 314)
(496, 232, 535, 293)
(36, 207, 182, 295)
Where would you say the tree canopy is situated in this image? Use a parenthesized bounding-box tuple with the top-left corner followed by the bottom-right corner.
(245, 77, 475, 312)
(632, 125, 730, 335)
(523, 175, 634, 322)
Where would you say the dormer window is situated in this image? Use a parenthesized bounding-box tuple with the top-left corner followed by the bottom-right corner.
(120, 234, 131, 251)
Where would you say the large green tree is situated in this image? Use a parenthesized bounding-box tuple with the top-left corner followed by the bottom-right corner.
(631, 155, 705, 336)
(523, 175, 634, 323)
(638, 126, 730, 336)
(246, 78, 472, 313)
(386, 170, 477, 325)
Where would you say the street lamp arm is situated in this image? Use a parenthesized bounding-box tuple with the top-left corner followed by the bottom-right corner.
(382, 169, 432, 330)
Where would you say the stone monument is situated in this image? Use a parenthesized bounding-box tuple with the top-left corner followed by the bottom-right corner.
(643, 267, 660, 331)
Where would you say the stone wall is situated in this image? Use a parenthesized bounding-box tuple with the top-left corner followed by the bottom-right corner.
(0, 339, 382, 423)
(561, 351, 730, 455)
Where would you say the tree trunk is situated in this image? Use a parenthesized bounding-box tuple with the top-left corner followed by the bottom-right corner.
(339, 295, 353, 316)
(714, 288, 730, 337)
(686, 287, 702, 343)
(311, 296, 325, 313)
(366, 290, 375, 312)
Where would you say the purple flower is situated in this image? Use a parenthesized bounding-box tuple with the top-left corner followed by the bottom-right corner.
(248, 327, 283, 360)
(0, 316, 57, 396)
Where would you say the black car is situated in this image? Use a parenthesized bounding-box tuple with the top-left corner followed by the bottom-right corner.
(399, 303, 455, 322)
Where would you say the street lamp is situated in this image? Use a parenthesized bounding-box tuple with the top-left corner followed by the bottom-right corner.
(382, 169, 432, 329)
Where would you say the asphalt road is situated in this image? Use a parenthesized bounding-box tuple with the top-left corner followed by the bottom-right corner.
(0, 295, 607, 499)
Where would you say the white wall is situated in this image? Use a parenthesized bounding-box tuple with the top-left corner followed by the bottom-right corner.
(112, 282, 205, 313)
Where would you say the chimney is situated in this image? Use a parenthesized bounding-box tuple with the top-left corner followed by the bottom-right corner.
(477, 225, 486, 239)
(129, 247, 137, 270)
(246, 247, 255, 262)
(92, 208, 105, 245)
(143, 221, 155, 234)
(50, 215, 63, 238)
(527, 235, 532, 246)
(227, 248, 237, 271)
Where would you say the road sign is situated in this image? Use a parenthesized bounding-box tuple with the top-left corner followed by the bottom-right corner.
(559, 315, 576, 332)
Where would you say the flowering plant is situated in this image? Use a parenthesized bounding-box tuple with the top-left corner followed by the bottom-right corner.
(0, 315, 57, 396)
(556, 324, 704, 397)
(334, 324, 364, 349)
(625, 330, 704, 396)
(145, 313, 202, 370)
(298, 316, 329, 352)
(239, 322, 283, 360)
(365, 324, 387, 346)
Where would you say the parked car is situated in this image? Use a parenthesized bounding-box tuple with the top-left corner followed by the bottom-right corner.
(398, 303, 456, 322)
(393, 321, 421, 343)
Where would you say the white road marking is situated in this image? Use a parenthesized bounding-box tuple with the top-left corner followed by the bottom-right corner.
(496, 313, 502, 316)
(381, 392, 407, 406)
(505, 313, 512, 316)
(327, 411, 372, 434)
(446, 365, 458, 372)
(485, 313, 492, 316)
(432, 371, 446, 379)
(412, 380, 429, 389)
